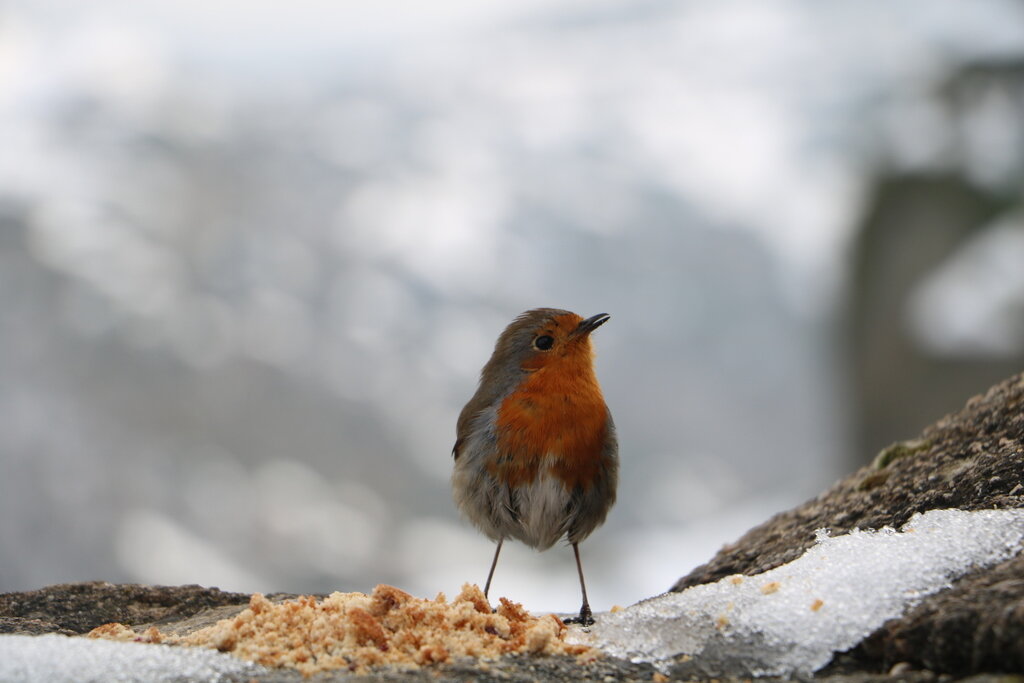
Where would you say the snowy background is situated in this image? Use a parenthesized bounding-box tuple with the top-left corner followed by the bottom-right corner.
(1, 0, 1023, 615)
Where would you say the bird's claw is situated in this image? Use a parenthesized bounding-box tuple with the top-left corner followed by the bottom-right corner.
(564, 608, 594, 626)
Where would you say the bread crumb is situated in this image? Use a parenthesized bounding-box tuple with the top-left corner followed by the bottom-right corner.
(609, 605, 625, 613)
(729, 576, 744, 585)
(810, 598, 824, 612)
(652, 672, 669, 682)
(88, 623, 162, 644)
(87, 623, 136, 641)
(523, 614, 561, 653)
(759, 581, 780, 595)
(88, 584, 593, 676)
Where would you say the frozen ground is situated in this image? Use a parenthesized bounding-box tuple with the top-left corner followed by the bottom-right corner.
(569, 508, 1024, 676)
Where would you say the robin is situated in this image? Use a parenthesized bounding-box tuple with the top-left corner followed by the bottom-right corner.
(452, 308, 618, 625)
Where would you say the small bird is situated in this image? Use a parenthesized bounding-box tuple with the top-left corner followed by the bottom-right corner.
(452, 308, 618, 625)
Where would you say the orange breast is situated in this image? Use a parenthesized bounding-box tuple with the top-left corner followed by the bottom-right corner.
(490, 355, 609, 491)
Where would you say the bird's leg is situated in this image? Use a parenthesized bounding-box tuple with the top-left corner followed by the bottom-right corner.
(483, 539, 503, 599)
(564, 542, 595, 626)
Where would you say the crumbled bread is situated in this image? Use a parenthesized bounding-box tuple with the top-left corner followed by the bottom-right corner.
(89, 584, 593, 676)
(88, 623, 162, 644)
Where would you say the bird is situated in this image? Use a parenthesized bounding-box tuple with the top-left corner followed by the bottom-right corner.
(451, 308, 618, 626)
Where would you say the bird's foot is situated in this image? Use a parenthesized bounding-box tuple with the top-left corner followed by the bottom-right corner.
(563, 605, 594, 626)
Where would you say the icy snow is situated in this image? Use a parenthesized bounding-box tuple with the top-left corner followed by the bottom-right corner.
(0, 633, 263, 683)
(569, 508, 1024, 677)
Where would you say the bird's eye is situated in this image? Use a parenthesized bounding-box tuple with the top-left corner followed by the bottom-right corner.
(533, 335, 554, 351)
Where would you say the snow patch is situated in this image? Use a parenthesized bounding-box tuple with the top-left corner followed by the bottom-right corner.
(570, 508, 1024, 676)
(0, 633, 263, 683)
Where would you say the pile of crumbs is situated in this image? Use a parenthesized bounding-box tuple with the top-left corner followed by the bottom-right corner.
(88, 584, 594, 676)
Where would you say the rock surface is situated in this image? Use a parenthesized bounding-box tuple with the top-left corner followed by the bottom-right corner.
(0, 581, 254, 635)
(675, 371, 1024, 675)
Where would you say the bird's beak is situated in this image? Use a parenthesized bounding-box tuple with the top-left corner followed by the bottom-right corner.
(573, 313, 610, 337)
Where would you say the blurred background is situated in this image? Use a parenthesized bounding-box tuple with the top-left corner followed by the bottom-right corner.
(2, 0, 1023, 615)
